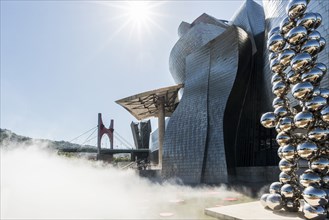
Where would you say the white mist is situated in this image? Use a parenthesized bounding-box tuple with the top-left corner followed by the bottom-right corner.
(1, 143, 246, 219)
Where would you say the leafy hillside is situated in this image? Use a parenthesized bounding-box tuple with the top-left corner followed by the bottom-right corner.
(0, 128, 94, 150)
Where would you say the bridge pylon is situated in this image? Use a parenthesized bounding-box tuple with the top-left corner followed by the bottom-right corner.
(97, 113, 114, 161)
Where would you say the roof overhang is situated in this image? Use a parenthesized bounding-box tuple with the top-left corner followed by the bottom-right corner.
(115, 84, 183, 120)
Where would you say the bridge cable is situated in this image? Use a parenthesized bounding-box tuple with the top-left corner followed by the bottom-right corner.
(114, 130, 134, 148)
(81, 135, 97, 146)
(113, 133, 130, 149)
(81, 127, 98, 146)
(114, 135, 132, 149)
(114, 131, 134, 148)
(69, 126, 97, 143)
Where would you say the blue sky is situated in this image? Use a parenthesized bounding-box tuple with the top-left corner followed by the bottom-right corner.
(1, 0, 258, 147)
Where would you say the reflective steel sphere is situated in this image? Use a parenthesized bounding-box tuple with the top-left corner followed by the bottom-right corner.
(279, 117, 294, 132)
(279, 159, 297, 173)
(260, 193, 269, 208)
(283, 199, 300, 212)
(279, 49, 296, 67)
(306, 96, 327, 111)
(273, 81, 289, 97)
(269, 52, 278, 62)
(314, 63, 327, 75)
(303, 202, 327, 220)
(279, 172, 295, 184)
(314, 13, 322, 29)
(297, 12, 317, 30)
(273, 97, 288, 109)
(269, 26, 280, 37)
(281, 184, 296, 198)
(292, 82, 313, 100)
(286, 0, 308, 19)
(270, 182, 283, 194)
(301, 67, 324, 85)
(308, 30, 321, 41)
(319, 88, 329, 99)
(308, 127, 329, 142)
(271, 58, 284, 73)
(281, 144, 297, 161)
(276, 132, 292, 146)
(280, 17, 296, 35)
(299, 169, 321, 187)
(266, 193, 283, 210)
(286, 26, 307, 46)
(260, 112, 277, 128)
(286, 70, 301, 84)
(304, 203, 327, 220)
(301, 40, 320, 57)
(303, 186, 328, 206)
(294, 111, 315, 129)
(268, 34, 286, 53)
(318, 37, 326, 52)
(310, 157, 329, 174)
(275, 106, 290, 117)
(271, 73, 284, 84)
(297, 141, 318, 160)
(320, 106, 329, 123)
(278, 146, 284, 159)
(291, 52, 313, 72)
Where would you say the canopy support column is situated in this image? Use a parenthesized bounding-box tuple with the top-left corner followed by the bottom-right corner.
(157, 96, 165, 168)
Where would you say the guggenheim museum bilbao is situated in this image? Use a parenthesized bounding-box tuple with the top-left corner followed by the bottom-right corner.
(118, 0, 329, 185)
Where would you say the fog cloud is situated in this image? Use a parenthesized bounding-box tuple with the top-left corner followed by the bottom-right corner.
(1, 143, 247, 219)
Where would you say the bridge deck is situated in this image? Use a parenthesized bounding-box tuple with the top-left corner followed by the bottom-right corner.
(59, 148, 150, 154)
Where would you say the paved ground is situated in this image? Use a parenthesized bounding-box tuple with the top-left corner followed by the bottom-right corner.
(205, 201, 305, 220)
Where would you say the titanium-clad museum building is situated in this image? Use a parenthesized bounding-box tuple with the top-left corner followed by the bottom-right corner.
(159, 0, 329, 184)
(117, 0, 329, 185)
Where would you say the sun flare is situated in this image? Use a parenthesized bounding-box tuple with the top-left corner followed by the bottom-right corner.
(126, 1, 151, 26)
(93, 1, 167, 45)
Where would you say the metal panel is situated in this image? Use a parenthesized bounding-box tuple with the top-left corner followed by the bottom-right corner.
(163, 25, 254, 184)
(203, 26, 242, 183)
(169, 14, 229, 84)
(162, 45, 210, 184)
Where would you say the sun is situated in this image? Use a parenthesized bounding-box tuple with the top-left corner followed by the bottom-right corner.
(91, 1, 167, 45)
(126, 1, 152, 26)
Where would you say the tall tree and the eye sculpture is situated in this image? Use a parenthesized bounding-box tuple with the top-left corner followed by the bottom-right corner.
(259, 0, 329, 219)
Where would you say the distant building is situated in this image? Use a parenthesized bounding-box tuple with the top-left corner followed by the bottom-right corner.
(131, 120, 152, 149)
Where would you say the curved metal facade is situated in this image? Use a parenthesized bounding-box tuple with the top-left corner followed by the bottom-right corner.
(162, 0, 329, 184)
(163, 26, 252, 184)
(169, 14, 229, 84)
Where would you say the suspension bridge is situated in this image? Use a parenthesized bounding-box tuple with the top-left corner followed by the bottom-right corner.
(59, 113, 150, 163)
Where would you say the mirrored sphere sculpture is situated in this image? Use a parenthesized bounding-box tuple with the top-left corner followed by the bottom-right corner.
(260, 112, 277, 128)
(292, 82, 314, 100)
(303, 203, 327, 220)
(303, 186, 328, 206)
(286, 0, 308, 19)
(299, 169, 322, 187)
(266, 194, 283, 210)
(260, 1, 328, 218)
(294, 111, 315, 129)
(260, 193, 270, 208)
(297, 141, 318, 160)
